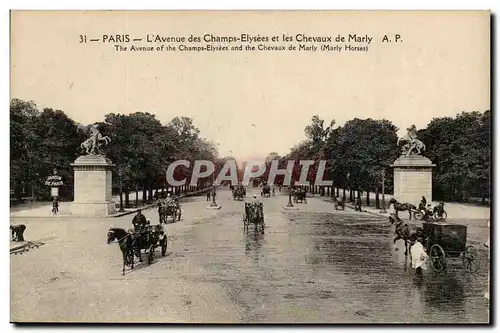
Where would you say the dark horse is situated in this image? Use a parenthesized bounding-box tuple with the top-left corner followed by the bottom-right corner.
(389, 198, 417, 220)
(391, 218, 423, 258)
(107, 228, 140, 275)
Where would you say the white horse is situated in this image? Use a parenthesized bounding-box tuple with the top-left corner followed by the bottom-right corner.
(81, 133, 111, 154)
(397, 134, 426, 156)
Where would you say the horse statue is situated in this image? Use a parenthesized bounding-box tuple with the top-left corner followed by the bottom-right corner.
(80, 125, 111, 155)
(397, 125, 426, 156)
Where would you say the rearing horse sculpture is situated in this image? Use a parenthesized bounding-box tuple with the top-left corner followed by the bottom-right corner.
(80, 126, 111, 155)
(397, 125, 426, 156)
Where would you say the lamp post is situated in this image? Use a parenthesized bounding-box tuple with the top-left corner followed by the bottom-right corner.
(210, 182, 218, 207)
(206, 143, 221, 209)
(210, 153, 218, 207)
(380, 169, 387, 213)
(32, 172, 38, 202)
(286, 189, 294, 208)
(118, 166, 125, 212)
(164, 166, 168, 195)
(283, 182, 298, 210)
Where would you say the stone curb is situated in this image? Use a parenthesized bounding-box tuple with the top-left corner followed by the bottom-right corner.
(112, 188, 212, 218)
(319, 196, 389, 219)
(10, 188, 211, 219)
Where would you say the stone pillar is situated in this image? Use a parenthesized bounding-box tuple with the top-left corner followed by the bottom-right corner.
(70, 155, 116, 217)
(391, 155, 435, 205)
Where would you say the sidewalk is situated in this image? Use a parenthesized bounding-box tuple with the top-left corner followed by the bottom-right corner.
(9, 188, 211, 219)
(313, 191, 490, 220)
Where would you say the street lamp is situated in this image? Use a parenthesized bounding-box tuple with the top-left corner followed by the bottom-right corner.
(380, 169, 387, 213)
(283, 182, 298, 210)
(286, 189, 295, 208)
(118, 166, 125, 212)
(210, 151, 218, 207)
(206, 142, 221, 209)
(210, 182, 218, 207)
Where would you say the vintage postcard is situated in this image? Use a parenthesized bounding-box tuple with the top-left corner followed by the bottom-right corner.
(10, 10, 490, 324)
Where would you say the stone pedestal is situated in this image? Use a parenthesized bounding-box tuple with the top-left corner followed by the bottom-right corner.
(70, 155, 116, 217)
(391, 155, 436, 205)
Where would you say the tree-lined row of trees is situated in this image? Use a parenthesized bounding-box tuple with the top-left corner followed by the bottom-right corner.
(268, 111, 490, 205)
(10, 99, 221, 202)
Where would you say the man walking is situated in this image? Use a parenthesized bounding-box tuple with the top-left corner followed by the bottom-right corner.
(52, 197, 59, 215)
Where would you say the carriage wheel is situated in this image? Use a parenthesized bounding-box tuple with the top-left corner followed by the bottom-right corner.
(147, 245, 155, 264)
(430, 244, 446, 272)
(434, 211, 447, 221)
(414, 211, 423, 220)
(160, 238, 167, 256)
(463, 245, 479, 273)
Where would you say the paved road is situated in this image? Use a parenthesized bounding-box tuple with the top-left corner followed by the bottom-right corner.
(10, 188, 490, 323)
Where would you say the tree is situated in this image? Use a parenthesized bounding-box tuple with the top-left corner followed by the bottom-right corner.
(418, 111, 490, 202)
(34, 108, 85, 199)
(304, 115, 335, 146)
(10, 100, 84, 200)
(10, 99, 40, 199)
(101, 112, 175, 205)
(329, 118, 398, 204)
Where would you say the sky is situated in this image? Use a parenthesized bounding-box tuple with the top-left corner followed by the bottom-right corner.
(10, 11, 490, 163)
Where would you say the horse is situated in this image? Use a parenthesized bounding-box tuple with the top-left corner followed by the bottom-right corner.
(389, 198, 416, 220)
(107, 227, 137, 275)
(397, 134, 426, 155)
(390, 218, 423, 258)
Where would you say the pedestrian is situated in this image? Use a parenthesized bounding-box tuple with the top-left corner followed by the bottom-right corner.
(52, 197, 59, 215)
(355, 196, 362, 212)
(206, 191, 211, 201)
(388, 200, 401, 223)
(158, 202, 163, 224)
(410, 235, 429, 277)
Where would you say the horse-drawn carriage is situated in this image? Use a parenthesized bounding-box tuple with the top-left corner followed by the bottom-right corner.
(390, 198, 447, 222)
(414, 203, 447, 221)
(261, 185, 271, 197)
(107, 223, 168, 275)
(233, 186, 245, 201)
(422, 221, 478, 273)
(293, 188, 307, 204)
(159, 200, 181, 223)
(243, 202, 265, 233)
